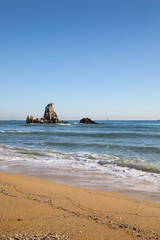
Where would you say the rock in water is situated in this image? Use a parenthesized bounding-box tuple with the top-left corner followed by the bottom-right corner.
(26, 103, 59, 124)
(80, 118, 98, 124)
(26, 115, 35, 123)
(43, 103, 59, 123)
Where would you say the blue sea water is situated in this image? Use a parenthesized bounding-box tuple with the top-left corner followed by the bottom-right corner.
(0, 120, 160, 199)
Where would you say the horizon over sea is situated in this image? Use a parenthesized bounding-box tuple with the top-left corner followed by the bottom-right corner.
(0, 120, 160, 201)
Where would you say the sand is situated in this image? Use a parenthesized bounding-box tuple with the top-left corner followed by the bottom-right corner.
(0, 172, 160, 240)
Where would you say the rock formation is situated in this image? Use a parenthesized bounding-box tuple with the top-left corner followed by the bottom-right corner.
(43, 103, 59, 123)
(79, 118, 98, 124)
(26, 103, 59, 124)
(26, 116, 35, 124)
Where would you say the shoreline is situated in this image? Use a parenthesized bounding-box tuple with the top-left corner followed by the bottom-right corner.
(0, 171, 160, 239)
(0, 160, 160, 202)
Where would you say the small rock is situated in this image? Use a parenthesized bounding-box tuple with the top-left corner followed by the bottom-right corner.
(80, 118, 98, 124)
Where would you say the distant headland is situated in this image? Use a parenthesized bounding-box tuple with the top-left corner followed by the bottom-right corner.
(26, 103, 98, 124)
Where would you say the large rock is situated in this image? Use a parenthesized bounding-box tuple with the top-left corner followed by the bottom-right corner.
(43, 103, 59, 123)
(26, 115, 35, 124)
(26, 103, 59, 124)
(80, 118, 98, 124)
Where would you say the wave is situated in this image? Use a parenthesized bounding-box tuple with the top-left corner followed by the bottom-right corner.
(1, 130, 160, 139)
(1, 144, 160, 175)
(98, 159, 160, 174)
(120, 145, 160, 154)
(0, 130, 26, 134)
(39, 141, 160, 154)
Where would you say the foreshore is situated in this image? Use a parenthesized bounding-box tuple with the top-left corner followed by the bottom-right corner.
(0, 172, 160, 240)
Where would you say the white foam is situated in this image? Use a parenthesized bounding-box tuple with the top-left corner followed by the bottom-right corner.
(57, 123, 71, 126)
(0, 146, 160, 195)
(0, 130, 29, 134)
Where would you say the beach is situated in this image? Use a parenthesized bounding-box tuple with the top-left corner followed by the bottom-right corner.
(0, 172, 160, 240)
(0, 120, 160, 239)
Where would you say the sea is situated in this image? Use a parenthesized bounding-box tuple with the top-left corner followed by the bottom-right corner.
(0, 120, 160, 201)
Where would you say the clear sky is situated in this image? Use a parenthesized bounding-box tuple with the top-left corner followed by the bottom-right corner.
(0, 0, 160, 120)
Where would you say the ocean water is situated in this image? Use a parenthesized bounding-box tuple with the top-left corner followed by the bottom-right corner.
(0, 120, 160, 200)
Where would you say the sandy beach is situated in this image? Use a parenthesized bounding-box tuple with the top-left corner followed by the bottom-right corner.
(0, 172, 160, 240)
(1, 0, 160, 238)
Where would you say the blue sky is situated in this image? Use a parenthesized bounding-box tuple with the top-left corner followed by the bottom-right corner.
(0, 0, 160, 120)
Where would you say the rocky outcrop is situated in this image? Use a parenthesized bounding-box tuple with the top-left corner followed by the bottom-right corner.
(26, 116, 35, 124)
(80, 118, 98, 124)
(43, 103, 59, 123)
(26, 103, 59, 124)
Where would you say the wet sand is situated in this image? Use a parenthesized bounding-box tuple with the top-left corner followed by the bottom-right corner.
(1, 160, 160, 202)
(0, 172, 160, 240)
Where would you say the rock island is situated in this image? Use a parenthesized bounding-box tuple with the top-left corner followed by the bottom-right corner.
(26, 103, 59, 124)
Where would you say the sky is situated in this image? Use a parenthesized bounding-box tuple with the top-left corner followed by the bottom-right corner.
(0, 0, 160, 120)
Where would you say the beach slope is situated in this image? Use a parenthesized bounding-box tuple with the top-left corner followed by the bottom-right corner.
(0, 172, 160, 239)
